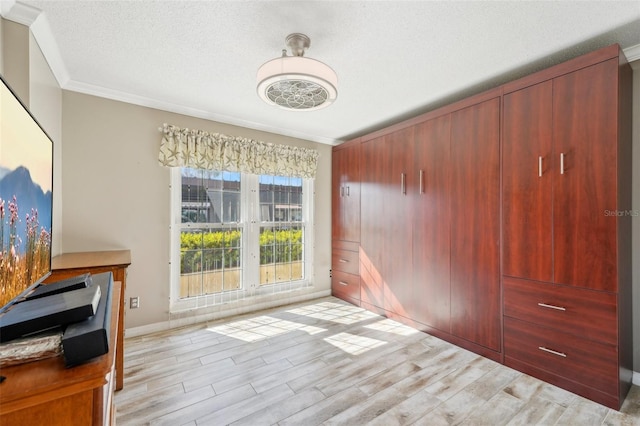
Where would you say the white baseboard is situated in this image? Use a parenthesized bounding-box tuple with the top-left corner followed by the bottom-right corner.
(633, 371, 640, 386)
(125, 289, 331, 338)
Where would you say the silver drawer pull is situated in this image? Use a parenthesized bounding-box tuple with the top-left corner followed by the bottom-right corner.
(338, 281, 349, 286)
(338, 259, 349, 263)
(537, 302, 566, 311)
(538, 346, 567, 358)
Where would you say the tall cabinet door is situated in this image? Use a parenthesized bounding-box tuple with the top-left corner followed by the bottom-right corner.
(384, 127, 415, 316)
(331, 149, 344, 241)
(412, 115, 451, 331)
(553, 59, 618, 291)
(450, 98, 501, 351)
(503, 81, 553, 282)
(360, 136, 387, 309)
(342, 144, 361, 243)
(332, 144, 361, 243)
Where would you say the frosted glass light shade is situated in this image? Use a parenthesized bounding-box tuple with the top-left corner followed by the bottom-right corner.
(257, 56, 338, 111)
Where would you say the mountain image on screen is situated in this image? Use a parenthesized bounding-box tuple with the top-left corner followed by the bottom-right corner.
(0, 165, 52, 307)
(0, 166, 52, 239)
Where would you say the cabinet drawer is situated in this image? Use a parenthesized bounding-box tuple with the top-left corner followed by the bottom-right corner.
(504, 317, 618, 396)
(332, 240, 359, 252)
(331, 270, 360, 300)
(332, 249, 359, 275)
(503, 277, 617, 345)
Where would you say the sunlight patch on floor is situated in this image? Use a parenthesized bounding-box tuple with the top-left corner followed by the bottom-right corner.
(323, 332, 387, 355)
(287, 301, 379, 324)
(364, 318, 420, 336)
(206, 316, 326, 342)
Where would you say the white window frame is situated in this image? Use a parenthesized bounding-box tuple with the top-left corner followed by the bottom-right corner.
(169, 168, 314, 312)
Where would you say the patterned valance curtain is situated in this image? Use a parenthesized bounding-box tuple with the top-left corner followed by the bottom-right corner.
(158, 123, 319, 179)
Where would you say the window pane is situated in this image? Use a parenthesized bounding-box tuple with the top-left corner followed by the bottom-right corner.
(259, 175, 303, 223)
(221, 191, 241, 223)
(259, 224, 303, 285)
(180, 228, 242, 297)
(181, 168, 240, 224)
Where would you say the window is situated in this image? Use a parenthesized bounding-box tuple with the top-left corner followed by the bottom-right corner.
(258, 175, 304, 285)
(170, 168, 313, 309)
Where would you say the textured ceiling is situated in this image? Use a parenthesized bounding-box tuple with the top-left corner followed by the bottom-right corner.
(4, 1, 640, 145)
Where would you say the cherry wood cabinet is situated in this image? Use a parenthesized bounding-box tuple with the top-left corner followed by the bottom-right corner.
(331, 240, 361, 305)
(503, 277, 617, 345)
(359, 136, 387, 311)
(503, 81, 553, 282)
(360, 121, 448, 324)
(331, 268, 360, 302)
(331, 140, 361, 305)
(332, 43, 631, 410)
(502, 45, 632, 409)
(360, 98, 500, 354)
(504, 59, 620, 290)
(384, 126, 416, 317)
(449, 97, 501, 352)
(332, 141, 360, 244)
(411, 115, 451, 331)
(552, 59, 619, 290)
(504, 316, 619, 405)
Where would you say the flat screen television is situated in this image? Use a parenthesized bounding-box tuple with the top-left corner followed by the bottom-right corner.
(0, 75, 53, 314)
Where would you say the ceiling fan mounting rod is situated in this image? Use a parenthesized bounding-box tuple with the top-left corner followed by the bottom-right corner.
(286, 33, 310, 57)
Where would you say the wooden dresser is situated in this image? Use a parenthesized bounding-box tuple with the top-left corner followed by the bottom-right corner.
(0, 280, 121, 426)
(44, 250, 131, 391)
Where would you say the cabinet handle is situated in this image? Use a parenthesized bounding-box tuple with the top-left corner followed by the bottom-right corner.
(338, 281, 349, 286)
(340, 186, 344, 197)
(537, 302, 566, 311)
(538, 346, 567, 358)
(560, 153, 565, 175)
(419, 170, 424, 194)
(401, 173, 406, 195)
(346, 186, 350, 197)
(538, 156, 543, 177)
(338, 259, 349, 263)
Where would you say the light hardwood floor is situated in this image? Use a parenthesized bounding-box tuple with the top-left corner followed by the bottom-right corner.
(115, 297, 640, 425)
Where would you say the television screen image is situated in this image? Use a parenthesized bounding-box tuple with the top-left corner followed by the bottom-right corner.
(0, 76, 53, 311)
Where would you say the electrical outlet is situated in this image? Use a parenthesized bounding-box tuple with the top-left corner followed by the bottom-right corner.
(130, 296, 140, 309)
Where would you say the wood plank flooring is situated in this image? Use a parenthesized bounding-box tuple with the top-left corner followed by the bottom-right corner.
(116, 297, 640, 425)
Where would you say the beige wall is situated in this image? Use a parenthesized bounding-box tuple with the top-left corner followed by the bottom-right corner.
(28, 32, 63, 256)
(0, 17, 4, 72)
(61, 91, 332, 329)
(1, 19, 29, 104)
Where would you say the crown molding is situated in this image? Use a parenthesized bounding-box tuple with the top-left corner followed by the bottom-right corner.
(1, 1, 70, 87)
(623, 43, 640, 64)
(1, 0, 38, 25)
(64, 79, 340, 146)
